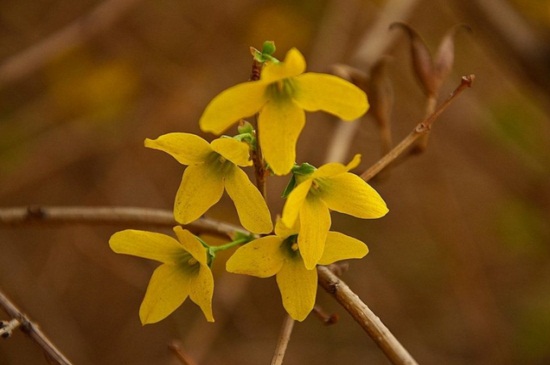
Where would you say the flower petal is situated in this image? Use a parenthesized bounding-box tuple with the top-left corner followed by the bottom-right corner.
(145, 133, 211, 165)
(298, 196, 331, 270)
(259, 100, 305, 175)
(224, 167, 273, 234)
(281, 178, 313, 228)
(226, 236, 285, 278)
(174, 164, 224, 224)
(276, 257, 317, 321)
(311, 154, 361, 180)
(139, 264, 191, 325)
(261, 48, 306, 83)
(211, 138, 252, 167)
(294, 73, 369, 120)
(274, 217, 299, 239)
(199, 82, 267, 135)
(173, 227, 208, 266)
(321, 173, 389, 218)
(109, 230, 183, 264)
(318, 231, 369, 265)
(188, 265, 215, 322)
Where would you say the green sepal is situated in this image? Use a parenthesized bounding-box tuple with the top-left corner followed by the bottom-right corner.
(281, 174, 296, 199)
(292, 162, 316, 175)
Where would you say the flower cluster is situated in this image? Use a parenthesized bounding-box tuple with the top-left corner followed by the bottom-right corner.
(109, 43, 388, 324)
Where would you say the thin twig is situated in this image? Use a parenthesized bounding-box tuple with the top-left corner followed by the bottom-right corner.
(270, 314, 295, 365)
(317, 266, 417, 365)
(361, 75, 474, 182)
(0, 206, 247, 239)
(249, 60, 268, 198)
(0, 0, 143, 87)
(0, 289, 73, 365)
(168, 341, 198, 365)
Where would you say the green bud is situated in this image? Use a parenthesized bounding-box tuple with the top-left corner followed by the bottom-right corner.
(262, 41, 276, 55)
(237, 121, 255, 134)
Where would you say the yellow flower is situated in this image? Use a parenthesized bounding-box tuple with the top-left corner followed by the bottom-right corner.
(281, 154, 388, 269)
(226, 219, 368, 321)
(145, 133, 272, 234)
(109, 227, 214, 324)
(199, 48, 369, 175)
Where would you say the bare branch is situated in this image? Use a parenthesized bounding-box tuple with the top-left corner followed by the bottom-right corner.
(361, 74, 474, 181)
(317, 266, 417, 365)
(270, 314, 295, 365)
(0, 289, 73, 365)
(0, 206, 247, 239)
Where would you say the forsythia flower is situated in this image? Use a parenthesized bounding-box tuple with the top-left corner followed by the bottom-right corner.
(109, 227, 214, 324)
(226, 219, 368, 321)
(199, 48, 369, 175)
(282, 154, 388, 270)
(145, 133, 272, 234)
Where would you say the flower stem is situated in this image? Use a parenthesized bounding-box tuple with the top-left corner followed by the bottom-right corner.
(209, 237, 250, 254)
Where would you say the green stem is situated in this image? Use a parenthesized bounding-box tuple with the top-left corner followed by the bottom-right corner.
(209, 237, 250, 253)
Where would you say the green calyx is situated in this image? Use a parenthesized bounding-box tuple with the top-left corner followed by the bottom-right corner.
(250, 41, 280, 64)
(282, 163, 317, 198)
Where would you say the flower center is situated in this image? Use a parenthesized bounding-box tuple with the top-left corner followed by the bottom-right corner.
(266, 78, 296, 103)
(281, 234, 300, 259)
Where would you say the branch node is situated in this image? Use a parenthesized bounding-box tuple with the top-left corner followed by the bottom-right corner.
(27, 205, 46, 219)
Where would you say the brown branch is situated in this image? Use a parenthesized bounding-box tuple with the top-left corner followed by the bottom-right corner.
(270, 314, 295, 365)
(0, 289, 73, 365)
(317, 266, 417, 365)
(249, 60, 268, 198)
(361, 74, 474, 182)
(0, 206, 247, 239)
(0, 0, 143, 87)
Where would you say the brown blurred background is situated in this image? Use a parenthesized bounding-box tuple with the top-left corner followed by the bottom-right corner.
(1, 0, 550, 364)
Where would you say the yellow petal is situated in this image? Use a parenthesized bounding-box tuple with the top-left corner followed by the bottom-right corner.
(345, 154, 361, 171)
(188, 265, 215, 322)
(274, 217, 299, 239)
(139, 264, 191, 325)
(313, 162, 348, 178)
(318, 231, 369, 265)
(174, 164, 224, 224)
(173, 227, 208, 266)
(320, 173, 389, 218)
(226, 236, 285, 278)
(293, 73, 369, 120)
(199, 81, 267, 135)
(144, 133, 211, 165)
(312, 154, 361, 179)
(281, 178, 312, 228)
(276, 257, 317, 321)
(224, 167, 273, 234)
(259, 100, 305, 175)
(261, 48, 306, 84)
(211, 138, 252, 167)
(298, 196, 331, 270)
(109, 230, 183, 264)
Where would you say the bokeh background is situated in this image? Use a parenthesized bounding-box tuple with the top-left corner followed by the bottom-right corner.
(1, 0, 550, 364)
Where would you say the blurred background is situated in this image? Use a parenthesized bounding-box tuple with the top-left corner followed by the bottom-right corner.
(1, 0, 550, 364)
